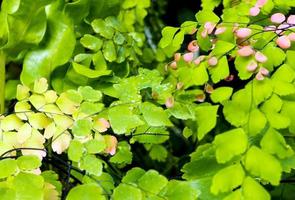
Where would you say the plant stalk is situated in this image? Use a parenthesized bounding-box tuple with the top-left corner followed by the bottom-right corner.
(0, 51, 5, 114)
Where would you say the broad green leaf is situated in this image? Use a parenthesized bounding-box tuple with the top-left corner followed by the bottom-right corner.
(131, 125, 169, 144)
(209, 56, 230, 83)
(72, 119, 92, 137)
(149, 144, 168, 162)
(246, 109, 267, 136)
(262, 43, 286, 71)
(80, 155, 103, 176)
(195, 105, 219, 140)
(68, 140, 84, 162)
(260, 94, 282, 113)
(223, 88, 251, 127)
(281, 101, 295, 133)
(244, 146, 282, 185)
(72, 62, 112, 78)
(80, 34, 103, 51)
(265, 112, 290, 129)
(260, 128, 293, 159)
(91, 19, 114, 39)
(213, 128, 248, 163)
(272, 80, 295, 96)
(178, 63, 209, 88)
(211, 41, 235, 56)
(272, 64, 295, 82)
(211, 164, 245, 195)
(168, 102, 195, 120)
(159, 26, 179, 48)
(12, 172, 44, 200)
(0, 114, 23, 131)
(66, 184, 105, 200)
(113, 184, 142, 200)
(138, 170, 168, 194)
(85, 139, 106, 154)
(195, 9, 220, 23)
(160, 180, 198, 200)
(21, 10, 75, 86)
(110, 141, 132, 165)
(234, 56, 254, 80)
(64, 0, 90, 24)
(17, 155, 41, 170)
(180, 21, 198, 34)
(108, 105, 144, 134)
(140, 102, 172, 126)
(103, 40, 117, 62)
(0, 159, 17, 178)
(78, 86, 102, 102)
(210, 87, 233, 103)
(242, 177, 270, 200)
(33, 78, 48, 94)
(122, 167, 146, 185)
(41, 170, 62, 194)
(286, 50, 295, 70)
(201, 0, 222, 10)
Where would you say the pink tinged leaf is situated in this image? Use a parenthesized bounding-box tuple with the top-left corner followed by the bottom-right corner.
(189, 27, 197, 35)
(256, 0, 267, 7)
(31, 168, 42, 175)
(205, 84, 214, 94)
(225, 74, 234, 82)
(255, 51, 268, 63)
(187, 40, 199, 52)
(104, 136, 118, 155)
(204, 22, 215, 34)
(238, 46, 254, 57)
(183, 52, 194, 62)
(259, 67, 269, 76)
(165, 97, 174, 108)
(193, 58, 201, 65)
(51, 132, 71, 154)
(246, 61, 258, 72)
(235, 28, 252, 38)
(95, 118, 110, 133)
(208, 56, 218, 66)
(264, 25, 276, 31)
(288, 33, 295, 41)
(176, 82, 184, 90)
(201, 29, 208, 38)
(232, 23, 239, 33)
(174, 53, 181, 61)
(287, 15, 295, 25)
(170, 61, 177, 69)
(276, 23, 289, 34)
(249, 6, 260, 16)
(256, 72, 265, 80)
(196, 94, 206, 102)
(276, 35, 291, 49)
(215, 27, 226, 35)
(271, 13, 286, 24)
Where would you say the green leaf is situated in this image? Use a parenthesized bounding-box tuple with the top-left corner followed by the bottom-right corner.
(17, 155, 41, 170)
(159, 26, 179, 48)
(244, 146, 282, 185)
(85, 139, 106, 154)
(211, 164, 245, 195)
(122, 167, 146, 185)
(178, 63, 209, 88)
(260, 128, 293, 159)
(80, 34, 103, 51)
(234, 56, 254, 80)
(103, 40, 117, 62)
(0, 159, 17, 178)
(140, 102, 172, 126)
(209, 56, 230, 83)
(242, 177, 270, 200)
(66, 184, 105, 200)
(12, 172, 44, 200)
(245, 79, 272, 105)
(213, 128, 248, 163)
(195, 105, 219, 140)
(72, 119, 92, 137)
(272, 64, 295, 82)
(195, 9, 220, 23)
(110, 141, 132, 165)
(108, 105, 144, 134)
(149, 144, 168, 162)
(168, 102, 195, 120)
(21, 10, 75, 86)
(211, 41, 235, 56)
(281, 101, 295, 133)
(78, 86, 102, 102)
(265, 112, 290, 129)
(91, 19, 114, 39)
(260, 94, 282, 113)
(80, 155, 103, 176)
(68, 140, 84, 162)
(210, 87, 233, 103)
(223, 88, 251, 127)
(138, 170, 168, 194)
(72, 62, 112, 78)
(161, 180, 198, 200)
(246, 109, 267, 136)
(113, 184, 142, 200)
(262, 43, 286, 71)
